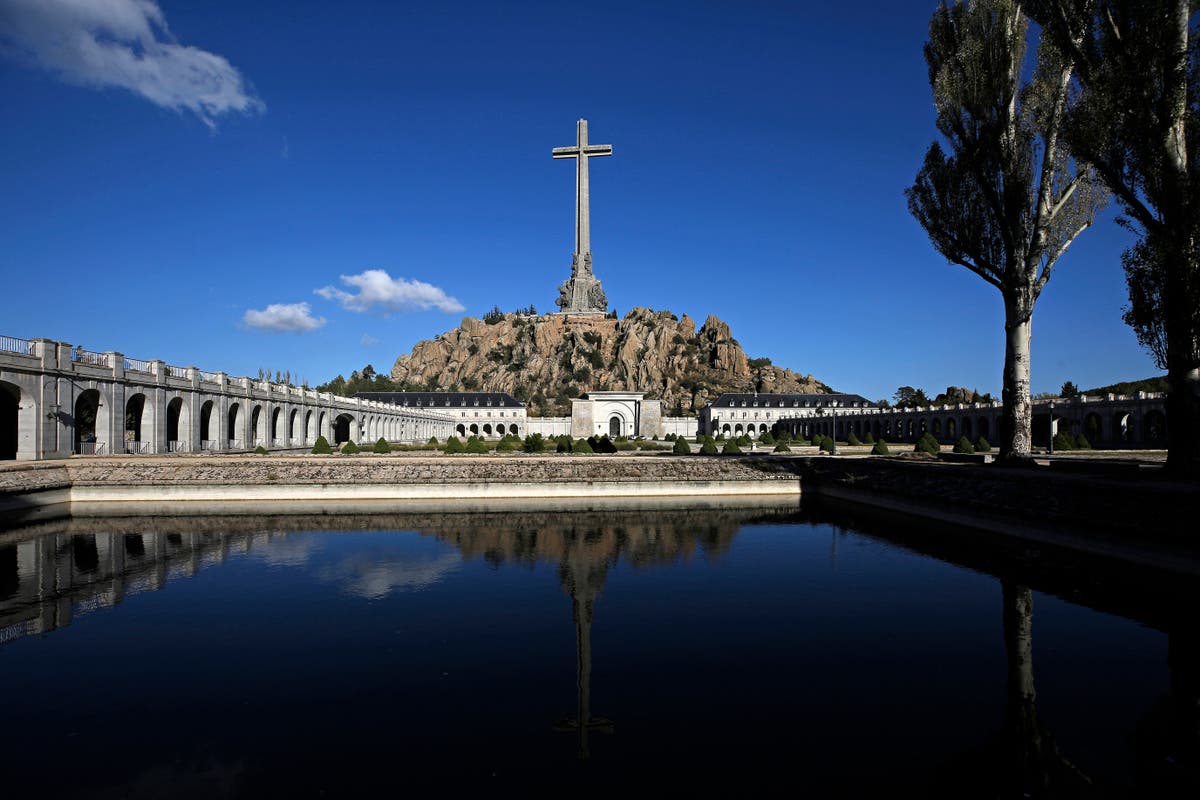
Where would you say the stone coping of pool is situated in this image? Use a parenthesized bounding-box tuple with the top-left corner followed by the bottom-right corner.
(0, 455, 803, 522)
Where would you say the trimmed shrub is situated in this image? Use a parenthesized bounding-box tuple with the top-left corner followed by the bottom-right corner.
(555, 436, 573, 453)
(872, 439, 890, 455)
(311, 435, 332, 455)
(427, 436, 439, 446)
(591, 435, 618, 454)
(914, 433, 940, 455)
(863, 432, 875, 445)
(573, 438, 594, 454)
(737, 434, 753, 447)
(445, 436, 464, 454)
(373, 437, 392, 454)
(721, 440, 743, 455)
(773, 442, 791, 453)
(465, 437, 489, 454)
(1052, 431, 1076, 451)
(1074, 433, 1092, 450)
(715, 432, 726, 441)
(953, 436, 975, 454)
(759, 431, 775, 445)
(341, 440, 360, 455)
(820, 436, 836, 453)
(254, 445, 268, 455)
(777, 430, 792, 443)
(495, 437, 519, 452)
(700, 439, 719, 455)
(974, 436, 992, 453)
(847, 432, 861, 446)
(523, 433, 545, 453)
(673, 437, 692, 455)
(811, 436, 822, 447)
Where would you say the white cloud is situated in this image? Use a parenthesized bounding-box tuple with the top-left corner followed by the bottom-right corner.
(0, 0, 263, 127)
(243, 302, 326, 333)
(361, 334, 380, 346)
(316, 269, 465, 314)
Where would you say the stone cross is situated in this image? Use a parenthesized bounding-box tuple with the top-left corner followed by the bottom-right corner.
(553, 119, 613, 263)
(552, 119, 612, 313)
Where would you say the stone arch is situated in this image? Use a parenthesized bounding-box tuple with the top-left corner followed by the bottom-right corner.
(495, 423, 506, 437)
(166, 396, 189, 452)
(125, 393, 147, 453)
(609, 416, 622, 438)
(318, 411, 327, 441)
(200, 400, 215, 449)
(734, 423, 744, 435)
(0, 380, 20, 460)
(961, 417, 972, 439)
(469, 423, 479, 435)
(482, 423, 493, 436)
(947, 417, 956, 438)
(228, 402, 244, 448)
(270, 407, 282, 444)
(333, 413, 354, 445)
(510, 424, 519, 437)
(73, 388, 102, 455)
(456, 423, 466, 437)
(1113, 412, 1131, 443)
(1083, 412, 1102, 443)
(758, 424, 768, 434)
(1143, 410, 1167, 443)
(289, 409, 301, 443)
(251, 404, 266, 446)
(304, 410, 315, 444)
(721, 423, 731, 436)
(977, 417, 989, 440)
(932, 418, 942, 437)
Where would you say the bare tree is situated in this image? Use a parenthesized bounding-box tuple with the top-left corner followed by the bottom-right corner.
(907, 0, 1105, 462)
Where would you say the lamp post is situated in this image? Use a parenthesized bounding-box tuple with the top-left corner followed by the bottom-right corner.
(1048, 401, 1055, 456)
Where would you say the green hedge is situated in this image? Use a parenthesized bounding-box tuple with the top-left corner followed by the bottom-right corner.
(975, 436, 991, 453)
(311, 435, 332, 454)
(700, 439, 719, 455)
(953, 436, 974, 454)
(872, 439, 890, 455)
(341, 441, 360, 455)
(914, 433, 939, 455)
(373, 437, 392, 454)
(721, 440, 742, 455)
(673, 437, 692, 455)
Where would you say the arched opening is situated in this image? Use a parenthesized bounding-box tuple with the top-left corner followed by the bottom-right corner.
(0, 381, 19, 460)
(947, 418, 956, 438)
(251, 405, 264, 447)
(933, 419, 942, 437)
(456, 424, 466, 437)
(495, 423, 506, 436)
(609, 416, 622, 438)
(318, 412, 327, 441)
(228, 403, 243, 448)
(1083, 412, 1102, 443)
(1113, 412, 1130, 443)
(734, 424, 744, 435)
(510, 424, 519, 437)
(469, 423, 479, 435)
(334, 414, 354, 445)
(482, 423, 493, 436)
(200, 400, 214, 449)
(977, 417, 989, 440)
(125, 393, 146, 454)
(270, 407, 282, 445)
(290, 409, 300, 443)
(759, 424, 768, 434)
(305, 410, 315, 444)
(74, 389, 100, 455)
(721, 423, 731, 435)
(1144, 410, 1167, 443)
(961, 417, 971, 439)
(166, 397, 185, 452)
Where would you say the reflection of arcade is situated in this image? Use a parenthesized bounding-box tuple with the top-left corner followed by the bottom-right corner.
(419, 511, 752, 760)
(818, 506, 1200, 797)
(0, 527, 288, 645)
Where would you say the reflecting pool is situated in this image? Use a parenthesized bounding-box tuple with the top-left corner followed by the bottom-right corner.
(0, 504, 1196, 797)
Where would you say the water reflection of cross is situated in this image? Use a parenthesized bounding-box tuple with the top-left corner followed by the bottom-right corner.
(553, 545, 613, 759)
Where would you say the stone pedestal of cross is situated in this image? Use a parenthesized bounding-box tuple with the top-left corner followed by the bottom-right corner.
(552, 119, 612, 314)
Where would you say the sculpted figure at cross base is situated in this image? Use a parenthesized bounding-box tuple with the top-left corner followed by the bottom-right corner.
(552, 120, 611, 314)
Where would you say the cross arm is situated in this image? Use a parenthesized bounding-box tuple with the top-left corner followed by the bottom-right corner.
(552, 145, 613, 159)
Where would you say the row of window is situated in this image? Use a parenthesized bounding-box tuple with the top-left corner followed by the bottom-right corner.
(725, 399, 865, 409)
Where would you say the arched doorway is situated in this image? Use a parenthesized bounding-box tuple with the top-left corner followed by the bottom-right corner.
(228, 403, 243, 448)
(200, 400, 214, 450)
(166, 397, 188, 452)
(270, 407, 282, 445)
(609, 416, 621, 438)
(290, 409, 300, 443)
(1143, 410, 1167, 444)
(456, 423, 466, 437)
(0, 381, 19, 460)
(305, 410, 315, 444)
(334, 413, 354, 445)
(74, 389, 101, 455)
(125, 393, 146, 454)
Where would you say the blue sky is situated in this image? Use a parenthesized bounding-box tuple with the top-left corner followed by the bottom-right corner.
(0, 0, 1157, 402)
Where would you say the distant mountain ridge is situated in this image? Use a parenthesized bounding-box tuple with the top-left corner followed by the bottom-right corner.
(1081, 376, 1169, 396)
(387, 307, 832, 416)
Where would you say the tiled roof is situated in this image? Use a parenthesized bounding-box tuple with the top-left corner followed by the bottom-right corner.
(354, 391, 524, 409)
(706, 392, 875, 410)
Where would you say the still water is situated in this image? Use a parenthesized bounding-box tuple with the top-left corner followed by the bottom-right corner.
(0, 503, 1195, 798)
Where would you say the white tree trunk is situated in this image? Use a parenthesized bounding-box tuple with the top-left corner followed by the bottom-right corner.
(1001, 295, 1034, 462)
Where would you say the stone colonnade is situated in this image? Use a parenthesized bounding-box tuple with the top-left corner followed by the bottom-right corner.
(771, 394, 1168, 448)
(0, 337, 454, 460)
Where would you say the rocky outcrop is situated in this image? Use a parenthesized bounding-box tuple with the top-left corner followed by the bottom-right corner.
(389, 308, 831, 416)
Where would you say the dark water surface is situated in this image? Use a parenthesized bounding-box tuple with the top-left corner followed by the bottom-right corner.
(0, 503, 1196, 798)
